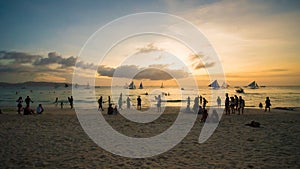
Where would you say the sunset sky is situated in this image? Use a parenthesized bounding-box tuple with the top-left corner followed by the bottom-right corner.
(0, 0, 299, 86)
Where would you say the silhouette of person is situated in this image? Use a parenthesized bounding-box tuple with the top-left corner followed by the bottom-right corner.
(113, 105, 119, 115)
(199, 95, 202, 105)
(201, 109, 208, 123)
(137, 96, 142, 110)
(217, 96, 221, 107)
(203, 98, 208, 110)
(25, 96, 33, 107)
(107, 104, 113, 115)
(259, 102, 263, 109)
(60, 101, 64, 109)
(98, 96, 104, 111)
(234, 95, 239, 110)
(108, 96, 111, 105)
(225, 93, 230, 115)
(238, 96, 245, 115)
(157, 95, 162, 113)
(265, 97, 271, 112)
(230, 97, 235, 114)
(193, 96, 199, 113)
(36, 104, 44, 114)
(118, 93, 123, 110)
(187, 96, 191, 108)
(16, 96, 23, 114)
(126, 96, 131, 109)
(54, 97, 58, 107)
(68, 96, 73, 109)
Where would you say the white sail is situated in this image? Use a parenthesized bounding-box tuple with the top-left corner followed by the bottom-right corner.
(139, 82, 143, 89)
(221, 82, 229, 88)
(248, 81, 259, 89)
(128, 81, 136, 89)
(208, 80, 220, 89)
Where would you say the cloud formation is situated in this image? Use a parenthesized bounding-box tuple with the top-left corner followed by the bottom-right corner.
(136, 43, 164, 54)
(33, 52, 77, 68)
(97, 64, 189, 80)
(0, 51, 41, 64)
(188, 53, 215, 70)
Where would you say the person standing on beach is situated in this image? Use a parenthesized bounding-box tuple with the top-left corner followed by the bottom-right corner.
(25, 96, 33, 107)
(118, 93, 123, 110)
(225, 93, 230, 115)
(203, 98, 208, 110)
(238, 96, 245, 115)
(108, 96, 111, 105)
(16, 96, 23, 114)
(126, 96, 131, 109)
(217, 96, 221, 108)
(157, 95, 162, 113)
(193, 96, 199, 113)
(98, 96, 104, 111)
(68, 96, 73, 109)
(265, 97, 271, 112)
(199, 95, 202, 105)
(137, 96, 142, 110)
(234, 95, 239, 111)
(54, 97, 58, 107)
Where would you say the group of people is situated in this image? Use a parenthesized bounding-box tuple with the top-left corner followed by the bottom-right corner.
(54, 96, 73, 109)
(97, 93, 164, 115)
(224, 93, 245, 115)
(16, 96, 44, 115)
(185, 95, 208, 114)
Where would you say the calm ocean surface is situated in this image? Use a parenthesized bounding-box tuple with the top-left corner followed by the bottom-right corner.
(0, 85, 299, 110)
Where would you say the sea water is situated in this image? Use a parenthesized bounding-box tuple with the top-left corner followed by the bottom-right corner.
(0, 85, 299, 110)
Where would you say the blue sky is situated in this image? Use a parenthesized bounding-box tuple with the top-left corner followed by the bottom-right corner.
(0, 0, 299, 85)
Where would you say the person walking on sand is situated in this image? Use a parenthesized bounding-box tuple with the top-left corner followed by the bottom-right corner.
(265, 97, 271, 112)
(25, 96, 33, 107)
(16, 96, 23, 114)
(60, 101, 64, 109)
(217, 96, 221, 108)
(126, 96, 131, 109)
(98, 96, 104, 111)
(137, 96, 142, 110)
(238, 96, 245, 115)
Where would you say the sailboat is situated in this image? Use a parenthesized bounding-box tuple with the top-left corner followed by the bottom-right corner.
(248, 81, 259, 89)
(139, 82, 143, 89)
(160, 82, 164, 88)
(221, 82, 229, 89)
(208, 80, 220, 89)
(128, 81, 136, 89)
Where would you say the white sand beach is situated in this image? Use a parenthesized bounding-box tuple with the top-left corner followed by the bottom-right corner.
(0, 106, 299, 168)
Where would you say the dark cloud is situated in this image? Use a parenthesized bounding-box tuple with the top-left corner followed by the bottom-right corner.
(136, 43, 164, 54)
(33, 52, 77, 68)
(188, 53, 215, 70)
(97, 64, 189, 80)
(0, 51, 41, 64)
(193, 62, 215, 69)
(75, 61, 97, 69)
